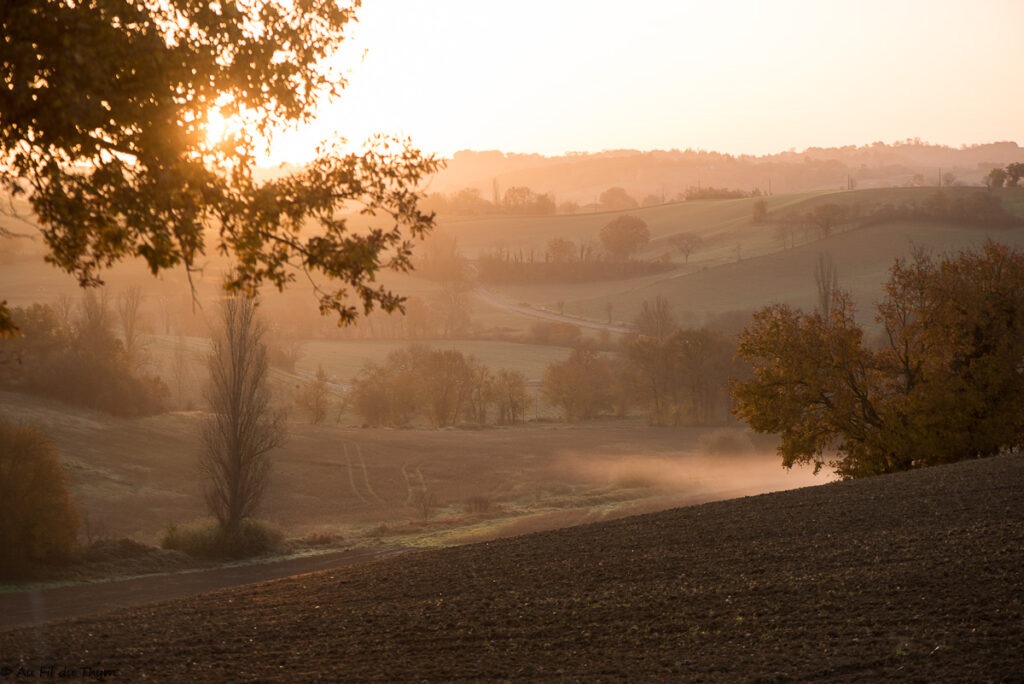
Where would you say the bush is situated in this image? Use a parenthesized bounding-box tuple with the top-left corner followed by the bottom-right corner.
(160, 519, 283, 560)
(0, 421, 79, 578)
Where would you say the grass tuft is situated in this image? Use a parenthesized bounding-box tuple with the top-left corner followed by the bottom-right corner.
(161, 519, 283, 560)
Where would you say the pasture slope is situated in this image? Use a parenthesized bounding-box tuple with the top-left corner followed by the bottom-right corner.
(451, 187, 1024, 328)
(1, 454, 1021, 681)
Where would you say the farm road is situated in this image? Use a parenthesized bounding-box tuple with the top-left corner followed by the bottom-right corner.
(0, 546, 402, 632)
(475, 287, 633, 334)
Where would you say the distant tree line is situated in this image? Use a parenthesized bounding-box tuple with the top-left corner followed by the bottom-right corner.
(421, 185, 660, 217)
(683, 186, 763, 201)
(420, 186, 556, 216)
(423, 183, 770, 217)
(0, 294, 167, 416)
(349, 345, 529, 427)
(770, 189, 1023, 249)
(985, 162, 1024, 189)
(540, 297, 742, 426)
(476, 214, 676, 285)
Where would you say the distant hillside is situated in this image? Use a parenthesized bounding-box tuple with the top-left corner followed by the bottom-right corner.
(430, 141, 1024, 205)
(439, 187, 1024, 329)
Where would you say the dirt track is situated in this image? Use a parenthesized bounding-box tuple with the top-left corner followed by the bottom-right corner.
(1, 455, 1022, 682)
(0, 548, 403, 633)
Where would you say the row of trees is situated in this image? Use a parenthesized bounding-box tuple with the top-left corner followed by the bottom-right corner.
(539, 298, 740, 425)
(420, 186, 557, 216)
(421, 185, 665, 217)
(476, 214, 668, 285)
(684, 186, 763, 200)
(770, 190, 1023, 249)
(349, 345, 529, 427)
(985, 163, 1024, 188)
(423, 183, 769, 218)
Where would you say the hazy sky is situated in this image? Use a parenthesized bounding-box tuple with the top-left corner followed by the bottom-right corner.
(267, 0, 1023, 162)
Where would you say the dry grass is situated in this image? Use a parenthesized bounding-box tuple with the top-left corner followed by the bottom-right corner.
(0, 391, 824, 557)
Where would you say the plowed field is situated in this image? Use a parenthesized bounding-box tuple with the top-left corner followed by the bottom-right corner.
(2, 455, 1021, 681)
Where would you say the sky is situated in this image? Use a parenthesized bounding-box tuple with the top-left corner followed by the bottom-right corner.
(265, 0, 1023, 163)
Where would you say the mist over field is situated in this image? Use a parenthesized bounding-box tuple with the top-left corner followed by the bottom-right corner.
(4, 156, 1024, 567)
(3, 1, 1024, 678)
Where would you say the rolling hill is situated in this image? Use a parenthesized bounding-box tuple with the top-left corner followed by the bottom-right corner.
(446, 187, 1024, 329)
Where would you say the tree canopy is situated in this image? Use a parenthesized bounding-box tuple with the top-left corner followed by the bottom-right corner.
(732, 242, 1024, 479)
(599, 214, 649, 261)
(0, 0, 440, 335)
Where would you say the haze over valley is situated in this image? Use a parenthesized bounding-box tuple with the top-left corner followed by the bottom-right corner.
(2, 1, 1023, 680)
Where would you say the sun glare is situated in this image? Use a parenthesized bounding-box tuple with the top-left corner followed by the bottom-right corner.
(202, 106, 245, 149)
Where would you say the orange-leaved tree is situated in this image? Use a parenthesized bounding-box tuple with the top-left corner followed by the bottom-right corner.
(732, 242, 1024, 479)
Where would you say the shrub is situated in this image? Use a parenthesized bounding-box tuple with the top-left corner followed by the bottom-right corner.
(0, 421, 79, 578)
(161, 519, 283, 560)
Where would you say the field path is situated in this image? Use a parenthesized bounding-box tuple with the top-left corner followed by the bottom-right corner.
(0, 547, 402, 633)
(475, 287, 633, 333)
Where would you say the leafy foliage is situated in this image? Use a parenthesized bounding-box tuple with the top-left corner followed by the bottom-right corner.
(733, 242, 1024, 478)
(599, 215, 650, 261)
(0, 0, 440, 335)
(0, 420, 79, 577)
(598, 186, 638, 211)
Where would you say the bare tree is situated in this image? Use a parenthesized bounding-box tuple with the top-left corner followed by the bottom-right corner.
(670, 233, 703, 263)
(634, 295, 677, 338)
(815, 253, 839, 318)
(493, 369, 529, 425)
(201, 297, 285, 537)
(117, 286, 145, 368)
(297, 365, 332, 424)
(171, 335, 194, 409)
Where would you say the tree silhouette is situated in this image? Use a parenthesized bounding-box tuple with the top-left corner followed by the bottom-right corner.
(0, 1, 440, 335)
(734, 242, 1024, 479)
(202, 297, 285, 537)
(600, 215, 650, 261)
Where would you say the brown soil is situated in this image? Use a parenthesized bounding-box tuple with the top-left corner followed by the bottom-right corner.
(2, 455, 1022, 682)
